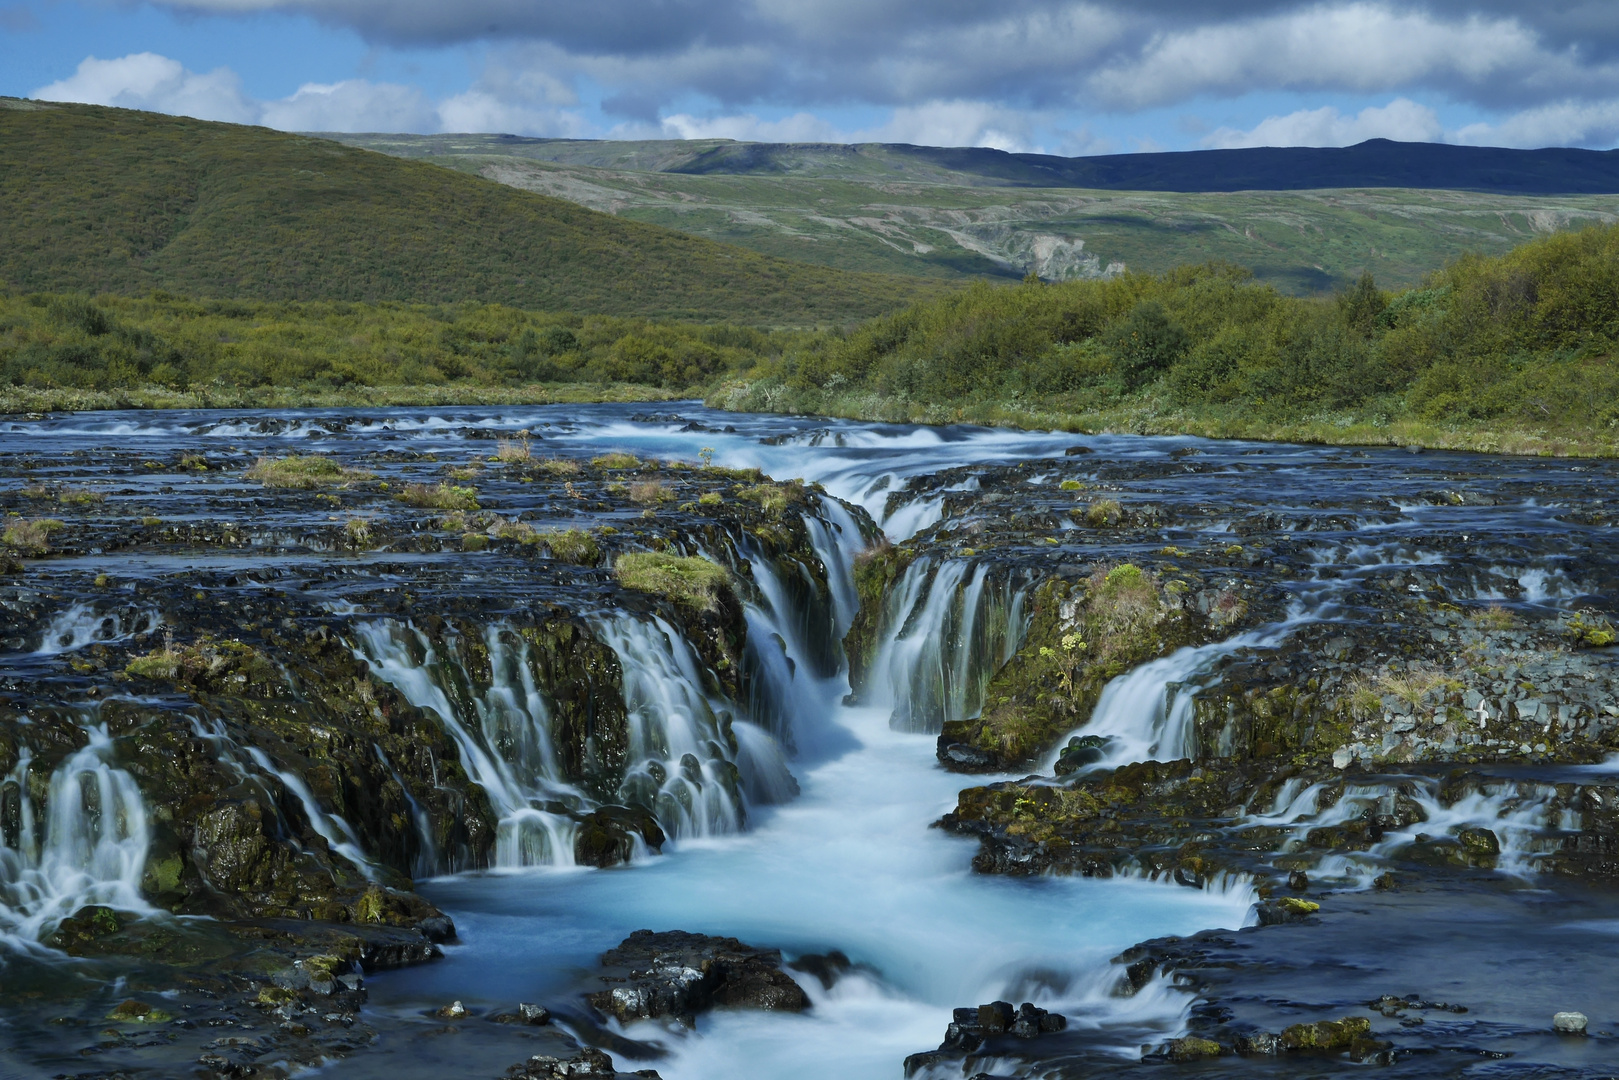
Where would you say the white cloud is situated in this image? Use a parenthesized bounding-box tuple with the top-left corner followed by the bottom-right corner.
(658, 100, 1041, 151)
(437, 91, 592, 137)
(33, 52, 258, 124)
(869, 101, 1039, 152)
(1454, 99, 1619, 149)
(260, 79, 438, 132)
(659, 111, 842, 142)
(1204, 97, 1444, 148)
(30, 52, 590, 137)
(1088, 3, 1598, 111)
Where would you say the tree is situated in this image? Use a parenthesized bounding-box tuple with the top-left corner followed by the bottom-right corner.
(1340, 271, 1387, 336)
(1105, 300, 1188, 389)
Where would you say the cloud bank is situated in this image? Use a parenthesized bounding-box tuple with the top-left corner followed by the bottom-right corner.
(30, 1, 1619, 149)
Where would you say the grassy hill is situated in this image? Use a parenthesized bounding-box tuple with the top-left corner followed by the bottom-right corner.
(332, 133, 1619, 295)
(0, 100, 944, 324)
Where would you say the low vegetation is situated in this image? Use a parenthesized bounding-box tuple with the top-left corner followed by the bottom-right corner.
(723, 223, 1619, 455)
(613, 552, 730, 611)
(4, 214, 1619, 455)
(397, 483, 480, 511)
(245, 455, 372, 489)
(2, 517, 64, 554)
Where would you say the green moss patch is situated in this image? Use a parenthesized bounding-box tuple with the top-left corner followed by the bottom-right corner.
(614, 552, 730, 611)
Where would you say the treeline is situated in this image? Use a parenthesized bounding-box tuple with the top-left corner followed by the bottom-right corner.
(738, 222, 1619, 434)
(0, 294, 797, 393)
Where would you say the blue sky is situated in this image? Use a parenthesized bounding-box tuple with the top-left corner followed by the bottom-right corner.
(3, 1, 1617, 153)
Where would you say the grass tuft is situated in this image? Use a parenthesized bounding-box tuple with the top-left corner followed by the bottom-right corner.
(246, 455, 372, 490)
(397, 483, 480, 511)
(614, 551, 730, 610)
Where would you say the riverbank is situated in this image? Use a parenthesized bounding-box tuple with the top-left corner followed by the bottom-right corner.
(7, 381, 1616, 460)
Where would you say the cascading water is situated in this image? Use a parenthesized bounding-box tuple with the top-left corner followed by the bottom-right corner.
(1044, 622, 1300, 774)
(34, 603, 162, 655)
(1256, 777, 1566, 885)
(0, 724, 153, 950)
(862, 558, 1030, 734)
(353, 621, 583, 868)
(243, 747, 377, 880)
(590, 613, 791, 836)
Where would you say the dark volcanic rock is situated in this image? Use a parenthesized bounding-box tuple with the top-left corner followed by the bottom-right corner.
(587, 929, 810, 1026)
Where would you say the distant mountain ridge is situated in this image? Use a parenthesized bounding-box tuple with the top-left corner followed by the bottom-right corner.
(424, 135, 1619, 196)
(885, 140, 1619, 195)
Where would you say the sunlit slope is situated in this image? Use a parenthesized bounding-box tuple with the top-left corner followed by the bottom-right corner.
(337, 133, 1619, 294)
(0, 100, 945, 323)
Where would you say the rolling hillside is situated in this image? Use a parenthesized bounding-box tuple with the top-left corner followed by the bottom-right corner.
(333, 133, 1619, 294)
(0, 100, 943, 324)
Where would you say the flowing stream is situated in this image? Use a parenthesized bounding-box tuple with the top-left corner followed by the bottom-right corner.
(4, 403, 1617, 1077)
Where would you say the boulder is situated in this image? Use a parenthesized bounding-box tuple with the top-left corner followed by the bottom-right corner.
(586, 930, 809, 1026)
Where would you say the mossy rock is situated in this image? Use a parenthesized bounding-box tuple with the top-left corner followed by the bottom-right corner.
(1280, 1016, 1372, 1052)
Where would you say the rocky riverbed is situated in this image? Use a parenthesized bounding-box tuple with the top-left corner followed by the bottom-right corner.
(1, 404, 1616, 1079)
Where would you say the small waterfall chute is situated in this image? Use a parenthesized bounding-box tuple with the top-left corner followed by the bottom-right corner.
(352, 620, 581, 869)
(33, 603, 163, 655)
(591, 613, 765, 840)
(0, 725, 154, 950)
(863, 558, 1031, 734)
(243, 747, 377, 881)
(1047, 618, 1305, 774)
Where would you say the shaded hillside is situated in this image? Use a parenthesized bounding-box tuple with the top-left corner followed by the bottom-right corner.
(0, 100, 943, 324)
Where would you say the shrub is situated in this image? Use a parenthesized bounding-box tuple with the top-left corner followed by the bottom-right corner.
(1083, 563, 1165, 662)
(1104, 300, 1189, 389)
(1084, 499, 1123, 527)
(591, 452, 640, 470)
(614, 552, 730, 610)
(2, 517, 64, 553)
(541, 528, 600, 565)
(246, 455, 372, 489)
(494, 438, 532, 464)
(343, 518, 374, 548)
(397, 483, 480, 511)
(533, 457, 582, 476)
(698, 491, 723, 506)
(629, 480, 674, 504)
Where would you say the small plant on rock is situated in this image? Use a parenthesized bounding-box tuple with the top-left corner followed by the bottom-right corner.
(494, 438, 533, 464)
(1567, 610, 1617, 648)
(534, 457, 582, 476)
(614, 552, 730, 611)
(1084, 499, 1123, 527)
(629, 480, 674, 504)
(592, 452, 641, 470)
(398, 483, 480, 511)
(246, 455, 373, 490)
(541, 528, 600, 565)
(2, 517, 64, 554)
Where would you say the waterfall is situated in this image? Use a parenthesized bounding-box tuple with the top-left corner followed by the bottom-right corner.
(0, 725, 153, 950)
(1046, 619, 1304, 774)
(863, 558, 1030, 734)
(591, 614, 788, 837)
(34, 603, 162, 655)
(803, 496, 865, 643)
(352, 621, 582, 868)
(735, 538, 848, 765)
(243, 747, 376, 880)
